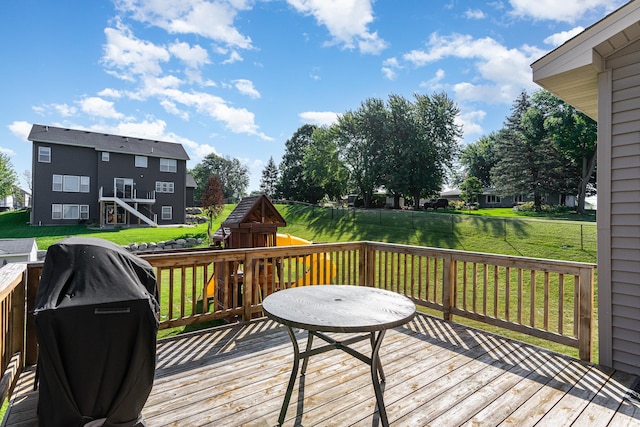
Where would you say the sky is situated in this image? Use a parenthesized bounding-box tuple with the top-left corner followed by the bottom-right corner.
(0, 0, 628, 193)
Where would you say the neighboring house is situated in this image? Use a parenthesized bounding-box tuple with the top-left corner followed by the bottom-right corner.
(0, 188, 31, 211)
(29, 124, 190, 227)
(439, 188, 576, 209)
(186, 173, 197, 207)
(532, 1, 640, 374)
(0, 238, 38, 265)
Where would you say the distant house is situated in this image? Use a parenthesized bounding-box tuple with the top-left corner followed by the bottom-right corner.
(0, 238, 38, 265)
(439, 188, 576, 209)
(186, 173, 197, 207)
(532, 1, 640, 374)
(29, 124, 190, 227)
(0, 188, 31, 211)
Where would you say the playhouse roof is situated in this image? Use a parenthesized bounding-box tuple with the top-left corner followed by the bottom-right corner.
(221, 195, 286, 229)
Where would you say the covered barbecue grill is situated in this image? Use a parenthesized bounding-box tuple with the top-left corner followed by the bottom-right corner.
(34, 237, 159, 427)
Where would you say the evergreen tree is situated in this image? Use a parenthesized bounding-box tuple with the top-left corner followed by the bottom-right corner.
(492, 91, 567, 211)
(259, 157, 279, 198)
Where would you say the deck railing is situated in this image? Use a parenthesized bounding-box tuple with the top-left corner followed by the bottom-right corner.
(0, 241, 595, 405)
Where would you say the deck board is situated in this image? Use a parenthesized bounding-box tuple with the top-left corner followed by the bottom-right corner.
(3, 313, 640, 426)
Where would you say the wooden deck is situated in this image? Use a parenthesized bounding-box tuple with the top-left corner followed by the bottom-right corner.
(4, 313, 640, 426)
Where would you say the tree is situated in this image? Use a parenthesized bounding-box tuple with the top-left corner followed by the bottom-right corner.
(533, 90, 597, 213)
(201, 175, 225, 244)
(460, 133, 499, 187)
(0, 153, 17, 199)
(459, 176, 483, 204)
(335, 98, 388, 208)
(492, 91, 567, 212)
(406, 92, 462, 207)
(302, 126, 349, 202)
(277, 124, 317, 202)
(190, 153, 249, 202)
(382, 94, 419, 208)
(259, 157, 279, 199)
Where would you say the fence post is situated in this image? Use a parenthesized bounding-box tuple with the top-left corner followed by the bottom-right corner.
(578, 266, 594, 361)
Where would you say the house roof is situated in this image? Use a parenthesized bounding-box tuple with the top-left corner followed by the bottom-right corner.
(221, 195, 286, 228)
(0, 238, 37, 256)
(28, 124, 190, 161)
(186, 174, 197, 188)
(531, 1, 640, 120)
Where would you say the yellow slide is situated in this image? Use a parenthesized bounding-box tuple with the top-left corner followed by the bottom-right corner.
(276, 233, 337, 287)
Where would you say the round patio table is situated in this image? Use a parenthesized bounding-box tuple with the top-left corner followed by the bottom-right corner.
(262, 285, 416, 427)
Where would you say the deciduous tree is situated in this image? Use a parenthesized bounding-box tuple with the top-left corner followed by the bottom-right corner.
(191, 153, 249, 202)
(0, 153, 17, 199)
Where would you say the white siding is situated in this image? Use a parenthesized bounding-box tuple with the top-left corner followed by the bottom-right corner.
(606, 38, 640, 374)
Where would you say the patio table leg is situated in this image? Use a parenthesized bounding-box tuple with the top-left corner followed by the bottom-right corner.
(278, 325, 300, 426)
(371, 330, 388, 427)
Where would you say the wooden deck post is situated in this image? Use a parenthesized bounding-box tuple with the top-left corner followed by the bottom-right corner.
(25, 264, 41, 366)
(442, 255, 454, 321)
(243, 254, 254, 321)
(578, 266, 594, 361)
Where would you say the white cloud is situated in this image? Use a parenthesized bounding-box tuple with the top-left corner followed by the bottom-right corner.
(419, 68, 446, 91)
(464, 9, 486, 19)
(160, 100, 190, 120)
(0, 146, 15, 156)
(222, 50, 243, 64)
(233, 79, 261, 98)
(169, 41, 210, 68)
(403, 33, 544, 103)
(508, 0, 626, 23)
(381, 57, 401, 80)
(544, 26, 585, 46)
(7, 121, 32, 141)
(458, 109, 486, 141)
(115, 0, 253, 49)
(102, 23, 170, 80)
(98, 88, 124, 98)
(299, 111, 338, 126)
(53, 104, 78, 117)
(286, 0, 388, 54)
(78, 97, 125, 119)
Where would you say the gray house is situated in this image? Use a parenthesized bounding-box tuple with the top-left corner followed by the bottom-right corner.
(29, 124, 190, 227)
(532, 0, 640, 374)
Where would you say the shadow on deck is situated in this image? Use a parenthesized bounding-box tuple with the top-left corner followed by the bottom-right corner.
(4, 313, 640, 426)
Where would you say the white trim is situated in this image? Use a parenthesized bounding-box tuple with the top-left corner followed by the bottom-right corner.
(597, 69, 613, 368)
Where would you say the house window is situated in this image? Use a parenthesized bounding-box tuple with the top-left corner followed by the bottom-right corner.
(63, 205, 80, 219)
(161, 206, 172, 220)
(102, 152, 110, 162)
(52, 175, 63, 192)
(487, 195, 501, 204)
(80, 176, 90, 193)
(514, 195, 525, 203)
(160, 158, 177, 173)
(80, 205, 89, 219)
(52, 204, 62, 219)
(63, 175, 80, 192)
(38, 147, 51, 163)
(155, 181, 175, 193)
(135, 155, 148, 168)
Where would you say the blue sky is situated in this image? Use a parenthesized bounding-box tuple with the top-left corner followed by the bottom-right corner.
(1, 0, 627, 192)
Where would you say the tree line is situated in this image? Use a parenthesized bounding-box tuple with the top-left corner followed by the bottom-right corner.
(187, 89, 597, 215)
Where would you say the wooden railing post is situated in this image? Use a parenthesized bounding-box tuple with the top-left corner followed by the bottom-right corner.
(25, 264, 41, 366)
(243, 254, 254, 321)
(10, 269, 26, 369)
(442, 255, 454, 321)
(359, 242, 368, 287)
(578, 266, 594, 361)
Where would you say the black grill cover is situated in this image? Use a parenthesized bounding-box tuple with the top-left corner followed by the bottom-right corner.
(34, 237, 159, 427)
